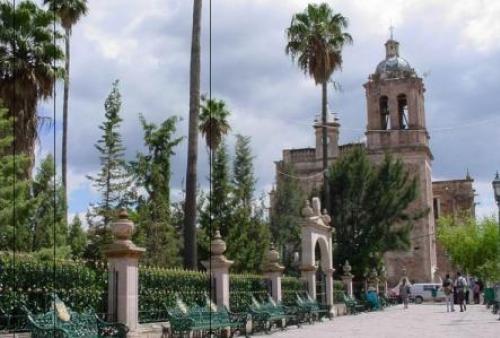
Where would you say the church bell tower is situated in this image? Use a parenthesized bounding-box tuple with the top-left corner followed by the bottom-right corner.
(364, 36, 437, 284)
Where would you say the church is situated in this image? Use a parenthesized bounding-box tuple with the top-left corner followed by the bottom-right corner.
(272, 36, 475, 285)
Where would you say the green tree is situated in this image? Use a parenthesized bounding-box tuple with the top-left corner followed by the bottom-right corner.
(43, 0, 89, 218)
(286, 3, 352, 210)
(0, 105, 32, 251)
(68, 214, 86, 258)
(226, 135, 270, 273)
(130, 115, 183, 267)
(328, 147, 421, 277)
(270, 163, 305, 275)
(232, 135, 255, 208)
(437, 216, 500, 282)
(0, 1, 64, 173)
(184, 0, 203, 270)
(31, 154, 67, 251)
(87, 80, 131, 239)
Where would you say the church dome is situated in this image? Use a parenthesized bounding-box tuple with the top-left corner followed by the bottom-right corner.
(374, 38, 416, 79)
(376, 56, 412, 75)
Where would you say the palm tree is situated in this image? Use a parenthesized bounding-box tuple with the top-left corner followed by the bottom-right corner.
(199, 97, 231, 151)
(184, 0, 202, 270)
(44, 0, 88, 220)
(0, 1, 64, 176)
(286, 3, 352, 210)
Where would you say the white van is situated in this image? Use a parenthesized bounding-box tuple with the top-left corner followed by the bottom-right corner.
(410, 283, 446, 304)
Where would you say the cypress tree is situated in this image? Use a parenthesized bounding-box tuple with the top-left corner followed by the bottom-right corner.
(31, 154, 67, 251)
(227, 135, 270, 273)
(130, 114, 183, 267)
(68, 214, 86, 258)
(328, 147, 422, 277)
(0, 105, 31, 251)
(270, 163, 305, 274)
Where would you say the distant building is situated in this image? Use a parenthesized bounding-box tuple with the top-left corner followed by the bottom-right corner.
(272, 36, 475, 285)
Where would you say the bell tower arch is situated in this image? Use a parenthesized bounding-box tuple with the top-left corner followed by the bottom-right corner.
(364, 37, 437, 284)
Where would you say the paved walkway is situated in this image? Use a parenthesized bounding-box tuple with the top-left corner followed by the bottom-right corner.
(271, 304, 499, 338)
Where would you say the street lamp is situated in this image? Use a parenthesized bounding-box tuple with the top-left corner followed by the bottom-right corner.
(492, 171, 500, 226)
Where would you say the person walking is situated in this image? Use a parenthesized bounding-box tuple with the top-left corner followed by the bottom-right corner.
(456, 272, 468, 312)
(442, 274, 455, 312)
(473, 280, 480, 304)
(400, 278, 410, 310)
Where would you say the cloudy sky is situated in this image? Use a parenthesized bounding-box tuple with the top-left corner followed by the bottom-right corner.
(36, 0, 500, 222)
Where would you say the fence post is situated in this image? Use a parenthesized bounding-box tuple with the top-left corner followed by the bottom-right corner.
(263, 243, 285, 302)
(104, 210, 145, 337)
(202, 230, 233, 309)
(341, 260, 354, 298)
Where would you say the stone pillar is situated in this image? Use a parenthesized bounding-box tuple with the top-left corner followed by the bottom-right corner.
(263, 243, 285, 302)
(104, 210, 145, 337)
(301, 267, 317, 299)
(369, 268, 380, 294)
(202, 231, 233, 309)
(324, 267, 335, 307)
(380, 266, 388, 297)
(341, 260, 354, 298)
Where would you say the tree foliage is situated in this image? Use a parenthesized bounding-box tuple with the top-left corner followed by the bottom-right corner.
(130, 114, 183, 267)
(0, 105, 32, 251)
(328, 147, 422, 277)
(199, 97, 231, 151)
(437, 216, 500, 282)
(68, 214, 86, 258)
(87, 80, 131, 231)
(270, 163, 305, 275)
(30, 154, 67, 251)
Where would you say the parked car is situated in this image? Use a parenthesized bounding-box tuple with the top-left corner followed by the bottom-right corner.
(410, 283, 446, 304)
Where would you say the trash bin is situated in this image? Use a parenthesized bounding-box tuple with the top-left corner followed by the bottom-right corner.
(431, 288, 437, 298)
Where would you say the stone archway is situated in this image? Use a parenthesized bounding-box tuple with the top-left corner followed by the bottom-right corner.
(300, 197, 334, 309)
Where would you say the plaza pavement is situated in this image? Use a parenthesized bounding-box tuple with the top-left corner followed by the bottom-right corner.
(270, 303, 499, 338)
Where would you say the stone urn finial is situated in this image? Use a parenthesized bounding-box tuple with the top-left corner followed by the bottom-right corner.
(263, 242, 284, 273)
(301, 200, 314, 217)
(370, 268, 378, 279)
(210, 230, 226, 256)
(111, 209, 134, 241)
(321, 208, 331, 225)
(343, 260, 352, 276)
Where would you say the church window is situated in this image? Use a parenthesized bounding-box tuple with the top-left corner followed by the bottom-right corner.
(398, 94, 409, 129)
(379, 96, 390, 130)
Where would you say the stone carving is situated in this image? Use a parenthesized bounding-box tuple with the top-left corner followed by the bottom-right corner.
(342, 260, 353, 277)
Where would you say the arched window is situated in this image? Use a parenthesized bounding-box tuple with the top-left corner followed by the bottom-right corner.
(379, 96, 389, 130)
(398, 94, 409, 129)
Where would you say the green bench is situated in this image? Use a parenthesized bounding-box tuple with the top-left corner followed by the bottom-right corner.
(342, 293, 365, 314)
(166, 296, 249, 337)
(295, 294, 331, 322)
(24, 297, 128, 338)
(249, 296, 298, 333)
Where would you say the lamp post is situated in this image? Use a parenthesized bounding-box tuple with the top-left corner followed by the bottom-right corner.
(492, 171, 500, 228)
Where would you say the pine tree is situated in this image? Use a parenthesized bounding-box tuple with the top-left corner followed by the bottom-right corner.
(328, 147, 421, 277)
(31, 154, 67, 251)
(0, 104, 32, 251)
(87, 80, 131, 237)
(270, 163, 305, 275)
(130, 115, 183, 267)
(68, 214, 86, 258)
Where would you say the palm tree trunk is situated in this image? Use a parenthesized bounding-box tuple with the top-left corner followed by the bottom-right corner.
(62, 28, 70, 223)
(184, 0, 202, 270)
(321, 81, 330, 212)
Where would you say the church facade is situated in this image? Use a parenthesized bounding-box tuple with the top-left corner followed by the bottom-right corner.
(272, 37, 475, 285)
